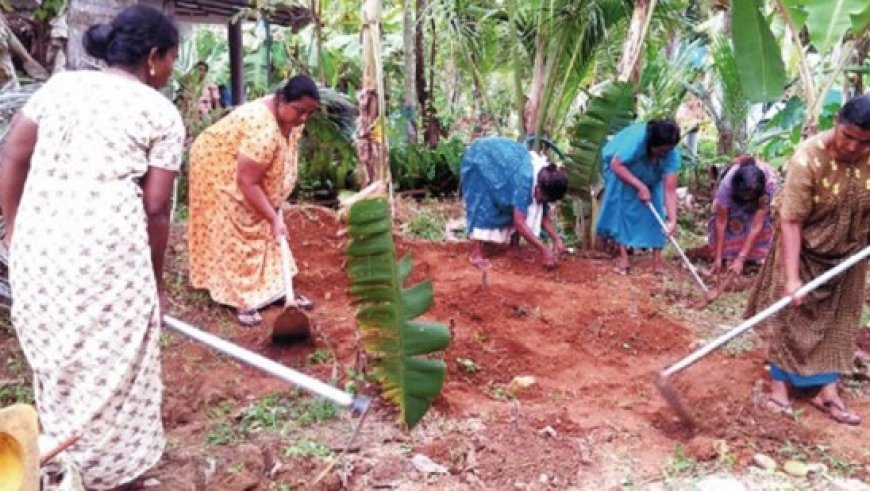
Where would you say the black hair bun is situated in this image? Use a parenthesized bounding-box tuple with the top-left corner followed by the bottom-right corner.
(83, 24, 114, 61)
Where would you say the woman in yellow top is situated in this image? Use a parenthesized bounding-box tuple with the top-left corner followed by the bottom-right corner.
(188, 75, 319, 326)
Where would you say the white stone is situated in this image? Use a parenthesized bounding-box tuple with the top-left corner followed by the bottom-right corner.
(696, 474, 747, 491)
(830, 478, 870, 491)
(410, 454, 448, 475)
(752, 453, 777, 471)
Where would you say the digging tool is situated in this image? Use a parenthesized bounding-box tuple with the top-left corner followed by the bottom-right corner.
(271, 226, 312, 343)
(162, 315, 369, 415)
(655, 245, 870, 427)
(645, 202, 712, 299)
(162, 316, 372, 484)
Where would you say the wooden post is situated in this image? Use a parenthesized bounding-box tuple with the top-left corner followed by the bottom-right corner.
(228, 19, 244, 106)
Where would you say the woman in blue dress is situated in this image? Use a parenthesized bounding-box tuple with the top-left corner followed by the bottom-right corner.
(461, 137, 568, 269)
(596, 120, 681, 275)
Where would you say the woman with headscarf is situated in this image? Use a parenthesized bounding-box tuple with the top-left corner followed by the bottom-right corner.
(187, 75, 319, 327)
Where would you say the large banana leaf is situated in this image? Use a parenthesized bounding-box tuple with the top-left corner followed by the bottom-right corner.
(731, 0, 786, 103)
(345, 197, 450, 429)
(803, 0, 868, 52)
(564, 81, 635, 194)
(780, 0, 868, 51)
(853, 5, 870, 33)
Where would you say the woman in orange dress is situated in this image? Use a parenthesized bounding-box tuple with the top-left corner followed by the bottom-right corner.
(188, 75, 319, 326)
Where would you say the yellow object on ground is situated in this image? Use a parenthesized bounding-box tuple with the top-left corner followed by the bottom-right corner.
(0, 404, 38, 491)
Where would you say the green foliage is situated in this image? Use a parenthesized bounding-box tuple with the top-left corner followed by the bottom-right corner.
(33, 0, 64, 21)
(730, 0, 786, 103)
(204, 391, 339, 446)
(345, 198, 450, 429)
(564, 81, 635, 193)
(283, 439, 333, 459)
(296, 89, 359, 201)
(389, 137, 464, 195)
(402, 206, 447, 241)
(785, 0, 870, 52)
(0, 383, 33, 406)
(709, 36, 750, 151)
(637, 39, 704, 120)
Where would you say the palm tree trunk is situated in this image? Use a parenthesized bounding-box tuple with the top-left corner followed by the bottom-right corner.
(523, 33, 546, 136)
(424, 17, 440, 147)
(312, 0, 326, 85)
(616, 0, 657, 84)
(402, 0, 417, 142)
(415, 0, 427, 114)
(355, 0, 390, 189)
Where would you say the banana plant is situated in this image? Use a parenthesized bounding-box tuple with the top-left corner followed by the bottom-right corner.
(345, 196, 450, 429)
(562, 81, 635, 249)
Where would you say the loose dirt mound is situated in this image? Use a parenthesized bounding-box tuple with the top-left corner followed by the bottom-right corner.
(150, 204, 867, 488)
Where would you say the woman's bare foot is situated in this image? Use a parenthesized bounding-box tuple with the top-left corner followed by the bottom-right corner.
(510, 246, 535, 264)
(469, 254, 491, 269)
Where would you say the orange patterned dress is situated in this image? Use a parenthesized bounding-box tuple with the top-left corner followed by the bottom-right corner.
(188, 99, 302, 310)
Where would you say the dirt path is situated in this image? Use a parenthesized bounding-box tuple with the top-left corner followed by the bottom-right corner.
(1, 204, 867, 490)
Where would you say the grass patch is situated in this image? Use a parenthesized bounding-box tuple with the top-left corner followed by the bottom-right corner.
(306, 349, 333, 366)
(283, 439, 333, 459)
(0, 383, 33, 405)
(662, 444, 698, 481)
(205, 390, 340, 446)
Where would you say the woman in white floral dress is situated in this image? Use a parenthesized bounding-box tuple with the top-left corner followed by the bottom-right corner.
(0, 6, 183, 489)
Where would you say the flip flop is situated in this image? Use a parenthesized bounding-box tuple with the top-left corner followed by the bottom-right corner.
(295, 294, 315, 311)
(237, 310, 262, 327)
(809, 398, 861, 426)
(762, 396, 794, 416)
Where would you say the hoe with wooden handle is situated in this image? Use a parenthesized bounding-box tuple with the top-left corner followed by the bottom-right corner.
(655, 245, 870, 428)
(645, 202, 713, 300)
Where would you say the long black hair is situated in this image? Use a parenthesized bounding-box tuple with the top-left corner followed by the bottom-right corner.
(83, 5, 178, 68)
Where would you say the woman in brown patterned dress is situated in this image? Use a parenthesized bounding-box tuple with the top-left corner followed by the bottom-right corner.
(747, 95, 870, 426)
(0, 6, 183, 488)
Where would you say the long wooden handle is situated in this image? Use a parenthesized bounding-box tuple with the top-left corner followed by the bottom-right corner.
(277, 209, 296, 308)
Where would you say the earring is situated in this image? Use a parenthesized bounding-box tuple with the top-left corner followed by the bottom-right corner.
(149, 65, 156, 77)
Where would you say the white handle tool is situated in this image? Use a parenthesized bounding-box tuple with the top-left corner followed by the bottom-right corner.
(646, 202, 709, 293)
(661, 245, 870, 378)
(162, 315, 369, 414)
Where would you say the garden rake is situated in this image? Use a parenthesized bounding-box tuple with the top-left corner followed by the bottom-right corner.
(655, 244, 870, 428)
(645, 202, 713, 301)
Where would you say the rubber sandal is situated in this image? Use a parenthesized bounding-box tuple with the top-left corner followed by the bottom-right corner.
(762, 396, 794, 416)
(237, 310, 262, 327)
(295, 294, 315, 311)
(809, 398, 861, 426)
